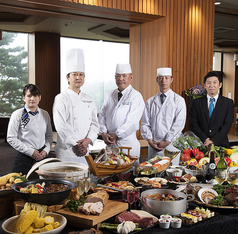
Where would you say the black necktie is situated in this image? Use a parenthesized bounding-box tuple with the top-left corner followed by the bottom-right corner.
(160, 93, 166, 104)
(118, 92, 122, 101)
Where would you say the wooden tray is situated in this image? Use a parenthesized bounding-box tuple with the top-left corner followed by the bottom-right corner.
(193, 199, 238, 210)
(56, 200, 128, 228)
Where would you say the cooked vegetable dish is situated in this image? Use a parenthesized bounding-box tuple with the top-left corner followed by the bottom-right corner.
(19, 183, 69, 194)
(145, 193, 184, 201)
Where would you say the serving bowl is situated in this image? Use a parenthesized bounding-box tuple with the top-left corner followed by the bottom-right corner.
(141, 189, 194, 216)
(38, 161, 88, 182)
(2, 212, 67, 234)
(184, 167, 197, 176)
(169, 165, 185, 173)
(166, 168, 183, 178)
(11, 179, 77, 206)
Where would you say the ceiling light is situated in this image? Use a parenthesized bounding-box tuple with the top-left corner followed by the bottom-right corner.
(215, 2, 221, 5)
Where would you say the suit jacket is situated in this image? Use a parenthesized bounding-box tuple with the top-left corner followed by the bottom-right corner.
(189, 95, 234, 148)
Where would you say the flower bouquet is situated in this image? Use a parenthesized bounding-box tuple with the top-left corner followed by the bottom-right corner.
(185, 83, 206, 99)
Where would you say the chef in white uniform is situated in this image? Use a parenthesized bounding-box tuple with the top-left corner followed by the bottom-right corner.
(98, 64, 145, 166)
(141, 67, 186, 164)
(53, 49, 99, 164)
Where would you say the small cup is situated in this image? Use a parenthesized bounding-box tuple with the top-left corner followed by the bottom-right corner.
(171, 218, 182, 228)
(159, 219, 170, 229)
(166, 169, 183, 178)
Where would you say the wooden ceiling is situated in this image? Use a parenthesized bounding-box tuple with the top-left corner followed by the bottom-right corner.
(0, 0, 161, 42)
(0, 0, 237, 51)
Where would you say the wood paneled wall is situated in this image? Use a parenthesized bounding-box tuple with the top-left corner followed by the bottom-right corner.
(223, 53, 236, 135)
(130, 17, 167, 101)
(130, 0, 215, 101)
(34, 32, 60, 125)
(63, 0, 167, 15)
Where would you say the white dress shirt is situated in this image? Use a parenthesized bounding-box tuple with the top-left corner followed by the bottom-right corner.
(141, 89, 186, 160)
(7, 105, 53, 157)
(207, 93, 219, 109)
(98, 84, 145, 158)
(53, 89, 99, 163)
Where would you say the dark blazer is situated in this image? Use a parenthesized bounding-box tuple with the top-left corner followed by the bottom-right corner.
(189, 95, 234, 148)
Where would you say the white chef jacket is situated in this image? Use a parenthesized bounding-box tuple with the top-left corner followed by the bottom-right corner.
(53, 89, 99, 164)
(141, 89, 186, 160)
(98, 85, 145, 164)
(7, 105, 53, 157)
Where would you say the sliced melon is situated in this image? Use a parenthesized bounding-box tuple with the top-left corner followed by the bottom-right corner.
(198, 157, 210, 168)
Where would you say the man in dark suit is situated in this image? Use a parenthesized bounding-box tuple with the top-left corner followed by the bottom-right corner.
(189, 71, 234, 148)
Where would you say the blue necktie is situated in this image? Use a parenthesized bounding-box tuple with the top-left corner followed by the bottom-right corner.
(209, 98, 215, 120)
(160, 93, 166, 104)
(21, 108, 38, 127)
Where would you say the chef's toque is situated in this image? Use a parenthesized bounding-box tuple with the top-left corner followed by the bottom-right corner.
(66, 48, 85, 74)
(115, 64, 132, 74)
(157, 67, 172, 77)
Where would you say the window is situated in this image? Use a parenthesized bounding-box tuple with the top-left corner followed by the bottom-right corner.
(0, 31, 28, 117)
(61, 37, 129, 111)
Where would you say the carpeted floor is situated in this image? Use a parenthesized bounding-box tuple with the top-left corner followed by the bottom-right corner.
(0, 138, 15, 175)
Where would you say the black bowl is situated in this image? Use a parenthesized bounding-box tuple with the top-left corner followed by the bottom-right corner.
(11, 179, 77, 206)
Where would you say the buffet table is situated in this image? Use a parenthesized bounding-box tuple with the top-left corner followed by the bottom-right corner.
(1, 201, 238, 234)
(1, 141, 238, 234)
(51, 203, 238, 234)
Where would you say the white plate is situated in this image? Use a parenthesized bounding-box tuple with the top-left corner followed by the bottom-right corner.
(198, 188, 218, 204)
(149, 177, 167, 185)
(134, 177, 150, 183)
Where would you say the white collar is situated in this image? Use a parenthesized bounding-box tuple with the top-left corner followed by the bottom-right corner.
(24, 105, 39, 113)
(159, 89, 171, 97)
(118, 84, 132, 95)
(207, 93, 219, 101)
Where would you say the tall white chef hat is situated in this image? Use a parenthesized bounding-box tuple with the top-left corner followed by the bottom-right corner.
(157, 67, 172, 77)
(66, 48, 85, 74)
(115, 64, 132, 74)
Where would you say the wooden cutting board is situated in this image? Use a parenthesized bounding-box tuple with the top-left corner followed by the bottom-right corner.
(56, 200, 128, 227)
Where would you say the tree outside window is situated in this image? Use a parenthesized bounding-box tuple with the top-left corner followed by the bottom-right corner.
(0, 31, 28, 117)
